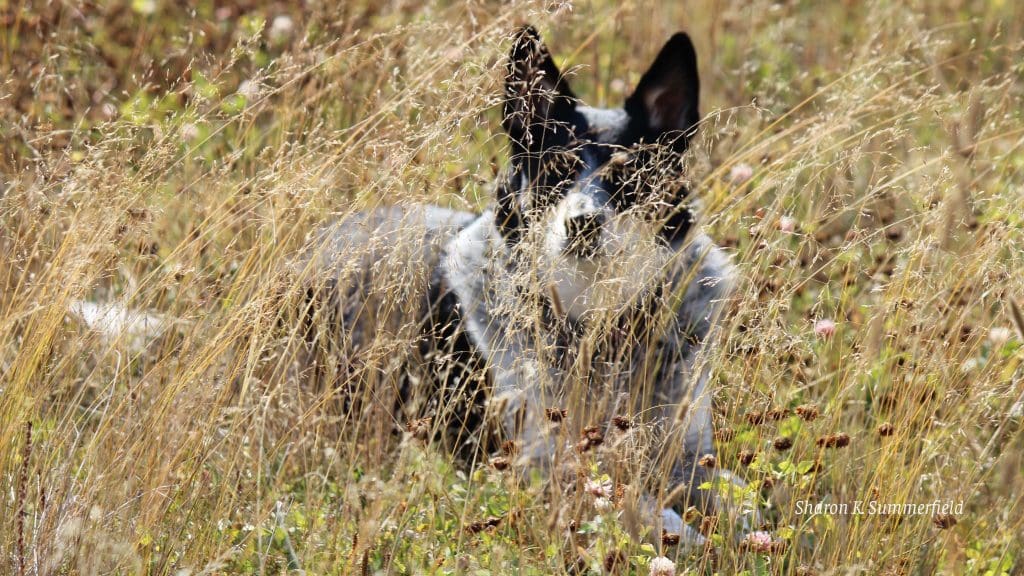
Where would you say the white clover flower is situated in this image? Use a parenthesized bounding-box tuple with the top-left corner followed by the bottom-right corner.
(988, 326, 1013, 346)
(584, 478, 613, 499)
(814, 318, 836, 339)
(743, 530, 775, 553)
(237, 80, 261, 101)
(649, 556, 676, 576)
(179, 123, 200, 141)
(729, 162, 754, 184)
(270, 15, 294, 42)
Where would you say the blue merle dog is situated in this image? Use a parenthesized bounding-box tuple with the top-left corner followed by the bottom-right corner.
(302, 25, 752, 544)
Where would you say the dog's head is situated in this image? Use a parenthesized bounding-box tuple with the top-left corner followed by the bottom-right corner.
(497, 26, 702, 261)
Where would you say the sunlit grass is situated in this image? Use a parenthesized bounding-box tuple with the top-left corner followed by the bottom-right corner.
(1, 1, 1023, 574)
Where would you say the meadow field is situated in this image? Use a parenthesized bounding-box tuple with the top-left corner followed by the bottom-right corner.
(2, 0, 1023, 573)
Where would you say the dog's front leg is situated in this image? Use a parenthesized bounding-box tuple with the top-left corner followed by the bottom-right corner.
(657, 235, 759, 538)
(458, 291, 560, 467)
(443, 213, 561, 466)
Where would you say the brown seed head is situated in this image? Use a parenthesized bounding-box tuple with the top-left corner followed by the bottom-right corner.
(699, 515, 718, 536)
(466, 515, 502, 534)
(877, 422, 895, 437)
(611, 415, 634, 431)
(698, 454, 717, 468)
(738, 450, 756, 466)
(583, 426, 604, 446)
(613, 483, 626, 503)
(661, 529, 681, 546)
(603, 550, 626, 573)
(795, 404, 820, 421)
(682, 506, 700, 524)
(406, 417, 432, 441)
(932, 514, 957, 529)
(545, 407, 567, 422)
(773, 436, 793, 451)
(817, 432, 851, 448)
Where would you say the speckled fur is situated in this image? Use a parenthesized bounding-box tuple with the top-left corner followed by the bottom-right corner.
(306, 26, 753, 543)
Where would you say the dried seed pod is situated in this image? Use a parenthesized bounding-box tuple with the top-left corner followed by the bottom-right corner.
(406, 417, 432, 441)
(877, 422, 895, 437)
(603, 550, 626, 573)
(583, 426, 604, 446)
(698, 454, 717, 468)
(682, 506, 700, 524)
(767, 407, 791, 421)
(490, 456, 510, 471)
(611, 415, 634, 431)
(817, 432, 851, 448)
(466, 515, 503, 534)
(545, 407, 567, 422)
(738, 450, 756, 466)
(699, 515, 718, 536)
(932, 514, 957, 529)
(795, 404, 820, 421)
(773, 436, 793, 451)
(613, 483, 626, 503)
(661, 529, 681, 546)
(746, 411, 766, 425)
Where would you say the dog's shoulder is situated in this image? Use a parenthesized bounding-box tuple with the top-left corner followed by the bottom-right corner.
(441, 209, 506, 295)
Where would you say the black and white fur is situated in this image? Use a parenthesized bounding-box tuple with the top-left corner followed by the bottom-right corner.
(304, 26, 751, 544)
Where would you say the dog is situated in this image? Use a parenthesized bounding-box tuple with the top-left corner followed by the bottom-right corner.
(300, 25, 753, 545)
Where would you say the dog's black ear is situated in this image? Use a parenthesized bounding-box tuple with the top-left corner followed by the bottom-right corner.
(625, 32, 700, 152)
(503, 25, 578, 155)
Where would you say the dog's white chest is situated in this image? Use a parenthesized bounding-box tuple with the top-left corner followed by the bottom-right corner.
(550, 262, 600, 320)
(548, 244, 670, 321)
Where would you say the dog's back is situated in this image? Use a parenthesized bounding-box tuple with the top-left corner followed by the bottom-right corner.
(296, 205, 494, 456)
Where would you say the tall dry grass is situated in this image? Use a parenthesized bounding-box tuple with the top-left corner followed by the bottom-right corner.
(2, 0, 1023, 573)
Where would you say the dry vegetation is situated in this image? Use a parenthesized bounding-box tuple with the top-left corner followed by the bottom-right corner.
(2, 0, 1024, 574)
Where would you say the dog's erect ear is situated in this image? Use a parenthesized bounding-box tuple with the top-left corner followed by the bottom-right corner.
(503, 25, 578, 155)
(624, 32, 700, 151)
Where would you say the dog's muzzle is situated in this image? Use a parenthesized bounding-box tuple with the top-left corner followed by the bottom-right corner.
(565, 211, 606, 257)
